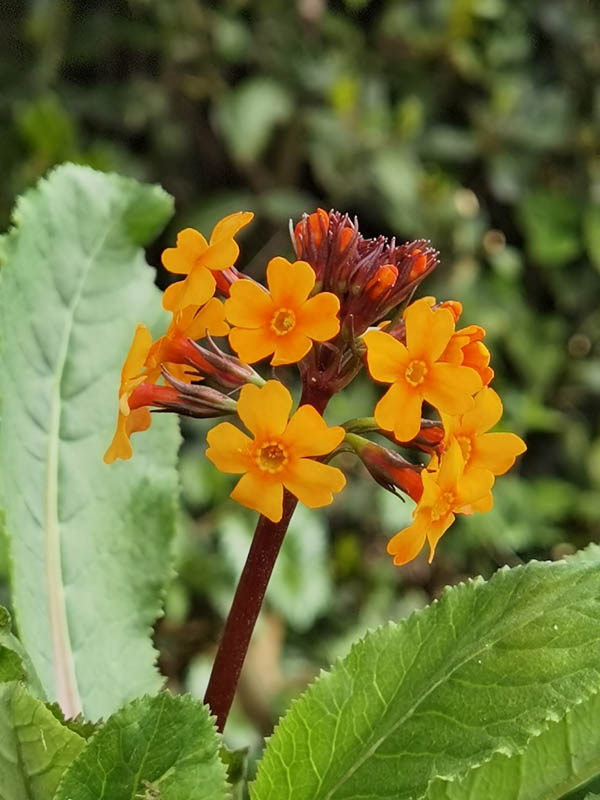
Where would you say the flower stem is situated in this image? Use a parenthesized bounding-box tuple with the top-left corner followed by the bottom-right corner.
(203, 492, 298, 732)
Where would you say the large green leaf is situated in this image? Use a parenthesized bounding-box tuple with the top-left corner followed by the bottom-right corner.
(0, 681, 85, 800)
(54, 693, 229, 800)
(252, 549, 600, 800)
(0, 164, 180, 720)
(426, 691, 600, 800)
(0, 606, 44, 696)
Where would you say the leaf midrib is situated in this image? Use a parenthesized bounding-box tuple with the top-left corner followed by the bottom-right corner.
(44, 211, 118, 718)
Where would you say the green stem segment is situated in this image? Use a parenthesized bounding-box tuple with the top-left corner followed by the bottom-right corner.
(204, 493, 298, 732)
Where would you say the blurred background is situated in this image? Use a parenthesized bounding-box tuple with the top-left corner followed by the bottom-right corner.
(1, 0, 600, 758)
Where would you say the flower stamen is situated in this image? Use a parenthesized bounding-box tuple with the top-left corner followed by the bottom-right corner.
(270, 308, 296, 336)
(405, 359, 428, 387)
(431, 491, 456, 521)
(255, 440, 288, 473)
(456, 434, 472, 464)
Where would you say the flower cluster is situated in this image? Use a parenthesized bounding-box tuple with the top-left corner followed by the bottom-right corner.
(105, 208, 525, 563)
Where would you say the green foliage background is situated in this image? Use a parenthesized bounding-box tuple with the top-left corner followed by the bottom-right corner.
(1, 0, 599, 762)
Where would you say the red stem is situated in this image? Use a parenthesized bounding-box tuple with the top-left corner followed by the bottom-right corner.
(204, 493, 298, 731)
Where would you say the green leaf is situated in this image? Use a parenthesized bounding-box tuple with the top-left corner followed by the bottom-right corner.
(0, 606, 44, 696)
(0, 681, 85, 800)
(215, 77, 293, 163)
(517, 190, 581, 267)
(252, 548, 600, 800)
(54, 693, 229, 800)
(584, 204, 600, 271)
(0, 164, 180, 721)
(426, 691, 600, 799)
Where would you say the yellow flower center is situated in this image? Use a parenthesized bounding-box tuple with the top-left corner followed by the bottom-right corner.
(456, 435, 472, 464)
(404, 359, 428, 387)
(431, 491, 455, 522)
(270, 308, 296, 336)
(255, 440, 288, 474)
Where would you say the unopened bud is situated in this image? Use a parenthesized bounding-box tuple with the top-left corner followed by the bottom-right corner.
(345, 433, 423, 502)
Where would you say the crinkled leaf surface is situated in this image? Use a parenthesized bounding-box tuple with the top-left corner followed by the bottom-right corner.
(426, 691, 600, 800)
(0, 607, 44, 696)
(0, 681, 85, 800)
(0, 164, 179, 720)
(252, 549, 600, 800)
(54, 693, 229, 800)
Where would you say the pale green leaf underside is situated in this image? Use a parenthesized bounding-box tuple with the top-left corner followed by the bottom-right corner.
(427, 691, 600, 800)
(0, 164, 180, 720)
(252, 548, 600, 800)
(54, 692, 229, 800)
(0, 681, 85, 800)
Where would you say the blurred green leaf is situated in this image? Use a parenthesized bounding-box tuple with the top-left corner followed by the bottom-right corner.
(518, 190, 581, 267)
(584, 204, 600, 271)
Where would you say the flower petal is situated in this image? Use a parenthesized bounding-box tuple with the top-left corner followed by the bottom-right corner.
(461, 387, 503, 435)
(473, 432, 527, 475)
(374, 381, 423, 442)
(405, 299, 454, 360)
(237, 381, 292, 440)
(187, 298, 229, 339)
(206, 422, 252, 473)
(122, 324, 153, 381)
(266, 258, 315, 307)
(199, 237, 240, 272)
(271, 331, 313, 366)
(456, 467, 495, 507)
(225, 280, 273, 328)
(162, 228, 208, 274)
(363, 329, 409, 383)
(103, 408, 151, 465)
(283, 458, 346, 508)
(210, 211, 254, 243)
(424, 362, 481, 415)
(426, 513, 455, 563)
(282, 404, 345, 457)
(387, 516, 428, 565)
(229, 326, 276, 364)
(162, 268, 216, 312)
(231, 471, 284, 522)
(296, 292, 340, 342)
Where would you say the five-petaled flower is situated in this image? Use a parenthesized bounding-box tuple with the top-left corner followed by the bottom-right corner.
(162, 212, 253, 313)
(386, 441, 494, 566)
(206, 381, 346, 522)
(363, 298, 482, 443)
(225, 257, 340, 366)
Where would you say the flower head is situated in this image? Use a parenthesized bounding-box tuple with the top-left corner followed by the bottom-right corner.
(293, 210, 439, 333)
(104, 324, 157, 464)
(162, 212, 253, 312)
(387, 441, 494, 565)
(225, 257, 340, 366)
(364, 298, 482, 442)
(206, 381, 346, 521)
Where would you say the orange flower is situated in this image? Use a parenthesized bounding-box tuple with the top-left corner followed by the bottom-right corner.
(162, 212, 253, 313)
(363, 298, 482, 443)
(441, 324, 494, 387)
(206, 381, 346, 522)
(104, 324, 157, 464)
(441, 387, 526, 511)
(225, 257, 340, 366)
(387, 441, 493, 565)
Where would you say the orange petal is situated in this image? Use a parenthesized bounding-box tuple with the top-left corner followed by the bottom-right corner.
(103, 407, 151, 464)
(225, 280, 273, 328)
(283, 458, 346, 508)
(424, 363, 481, 415)
(266, 258, 316, 307)
(209, 211, 254, 244)
(461, 387, 503, 435)
(231, 471, 284, 522)
(122, 324, 153, 382)
(271, 331, 313, 366)
(473, 432, 526, 475)
(199, 237, 240, 272)
(374, 381, 422, 442)
(237, 381, 292, 440)
(456, 466, 495, 507)
(162, 268, 216, 312)
(229, 326, 276, 364)
(187, 298, 229, 339)
(282, 405, 345, 457)
(364, 329, 409, 383)
(162, 228, 208, 274)
(206, 422, 253, 473)
(405, 300, 454, 361)
(296, 292, 340, 342)
(426, 513, 455, 563)
(436, 439, 465, 492)
(387, 516, 428, 565)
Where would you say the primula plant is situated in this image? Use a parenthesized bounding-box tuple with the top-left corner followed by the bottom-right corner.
(1, 166, 600, 800)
